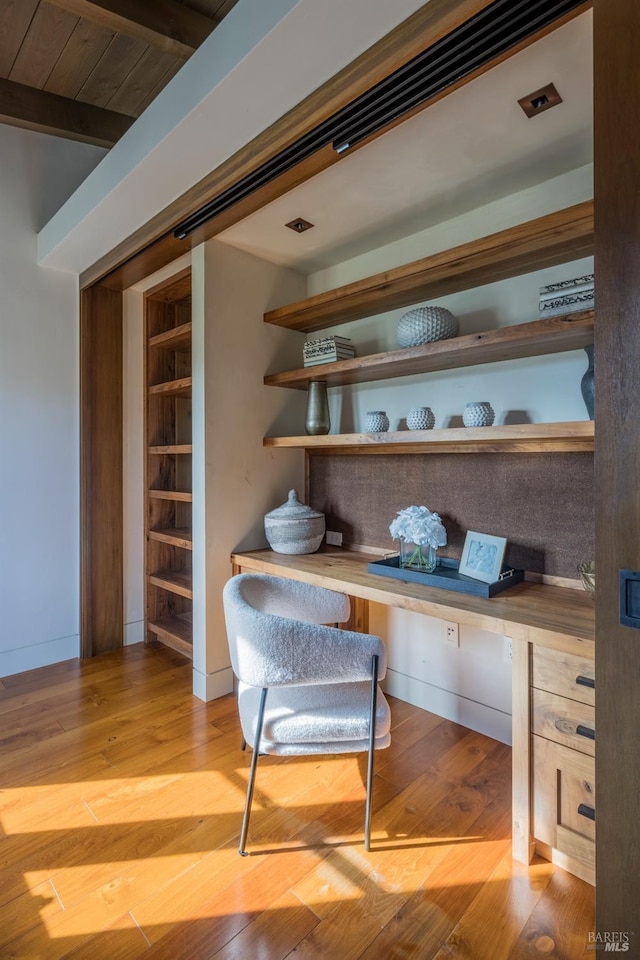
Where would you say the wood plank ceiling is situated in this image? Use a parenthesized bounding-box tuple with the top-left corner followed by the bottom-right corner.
(0, 0, 240, 147)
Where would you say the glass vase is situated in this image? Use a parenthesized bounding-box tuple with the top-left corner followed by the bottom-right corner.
(399, 539, 437, 572)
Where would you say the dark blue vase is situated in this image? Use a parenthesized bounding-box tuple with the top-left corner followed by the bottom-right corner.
(581, 344, 594, 420)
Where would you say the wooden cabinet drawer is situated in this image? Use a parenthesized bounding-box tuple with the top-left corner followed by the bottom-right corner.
(532, 734, 595, 879)
(531, 688, 595, 756)
(531, 644, 594, 705)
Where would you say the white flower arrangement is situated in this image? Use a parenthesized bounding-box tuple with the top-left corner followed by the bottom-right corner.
(389, 505, 447, 549)
(389, 505, 447, 572)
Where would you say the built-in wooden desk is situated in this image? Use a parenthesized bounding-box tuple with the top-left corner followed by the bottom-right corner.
(231, 547, 596, 885)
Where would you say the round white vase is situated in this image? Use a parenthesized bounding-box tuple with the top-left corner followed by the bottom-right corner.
(462, 401, 495, 427)
(364, 410, 390, 432)
(406, 406, 435, 430)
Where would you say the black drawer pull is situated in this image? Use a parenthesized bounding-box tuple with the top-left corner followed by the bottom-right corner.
(576, 724, 595, 741)
(576, 675, 595, 689)
(578, 803, 596, 821)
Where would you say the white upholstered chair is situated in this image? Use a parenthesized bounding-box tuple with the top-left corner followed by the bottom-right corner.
(222, 572, 391, 855)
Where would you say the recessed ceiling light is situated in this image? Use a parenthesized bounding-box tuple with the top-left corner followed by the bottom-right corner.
(285, 217, 314, 233)
(518, 82, 562, 118)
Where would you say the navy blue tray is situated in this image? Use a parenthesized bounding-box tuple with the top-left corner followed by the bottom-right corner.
(367, 555, 524, 598)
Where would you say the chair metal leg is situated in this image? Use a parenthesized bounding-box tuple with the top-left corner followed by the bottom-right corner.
(238, 687, 267, 857)
(364, 654, 379, 852)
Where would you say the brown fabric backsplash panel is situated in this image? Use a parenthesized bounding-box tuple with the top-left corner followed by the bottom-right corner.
(308, 453, 594, 579)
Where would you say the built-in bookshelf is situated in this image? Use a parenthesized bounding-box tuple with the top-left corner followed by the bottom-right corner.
(144, 269, 193, 659)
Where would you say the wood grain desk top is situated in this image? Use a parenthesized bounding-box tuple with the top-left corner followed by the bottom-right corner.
(231, 548, 595, 654)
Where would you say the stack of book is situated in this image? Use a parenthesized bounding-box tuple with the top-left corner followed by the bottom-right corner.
(539, 273, 594, 319)
(303, 336, 355, 366)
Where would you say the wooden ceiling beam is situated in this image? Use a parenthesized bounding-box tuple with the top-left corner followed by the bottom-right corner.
(46, 0, 216, 59)
(0, 77, 134, 147)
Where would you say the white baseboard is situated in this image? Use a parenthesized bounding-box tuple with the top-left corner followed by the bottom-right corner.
(0, 634, 79, 680)
(192, 665, 234, 702)
(124, 620, 145, 646)
(383, 669, 512, 745)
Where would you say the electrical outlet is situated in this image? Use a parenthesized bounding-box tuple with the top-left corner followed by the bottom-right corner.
(325, 530, 343, 546)
(503, 637, 513, 663)
(444, 621, 459, 647)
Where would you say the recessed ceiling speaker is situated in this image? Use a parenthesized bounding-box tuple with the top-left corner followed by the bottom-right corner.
(518, 82, 563, 117)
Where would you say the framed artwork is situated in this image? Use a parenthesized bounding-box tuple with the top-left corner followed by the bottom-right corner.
(458, 530, 507, 584)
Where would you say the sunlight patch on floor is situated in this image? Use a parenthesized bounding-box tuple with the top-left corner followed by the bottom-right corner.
(0, 770, 248, 832)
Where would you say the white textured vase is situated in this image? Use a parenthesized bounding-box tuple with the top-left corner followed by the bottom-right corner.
(396, 305, 458, 348)
(462, 401, 495, 427)
(406, 406, 435, 430)
(364, 410, 390, 432)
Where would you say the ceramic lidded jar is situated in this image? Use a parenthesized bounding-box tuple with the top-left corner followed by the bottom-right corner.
(264, 489, 325, 555)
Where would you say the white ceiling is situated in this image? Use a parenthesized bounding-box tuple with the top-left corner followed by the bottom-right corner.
(218, 10, 593, 273)
(37, 0, 428, 273)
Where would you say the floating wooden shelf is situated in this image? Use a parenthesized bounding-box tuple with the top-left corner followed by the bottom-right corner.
(148, 489, 193, 502)
(147, 615, 193, 658)
(148, 570, 193, 599)
(264, 313, 594, 390)
(148, 322, 192, 351)
(264, 202, 594, 333)
(148, 528, 192, 550)
(148, 376, 192, 397)
(148, 444, 193, 455)
(263, 421, 594, 455)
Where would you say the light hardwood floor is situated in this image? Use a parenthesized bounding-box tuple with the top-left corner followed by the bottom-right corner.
(0, 643, 594, 959)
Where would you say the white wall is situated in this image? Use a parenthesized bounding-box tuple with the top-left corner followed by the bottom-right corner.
(0, 126, 106, 677)
(297, 165, 594, 743)
(372, 607, 514, 743)
(191, 240, 307, 700)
